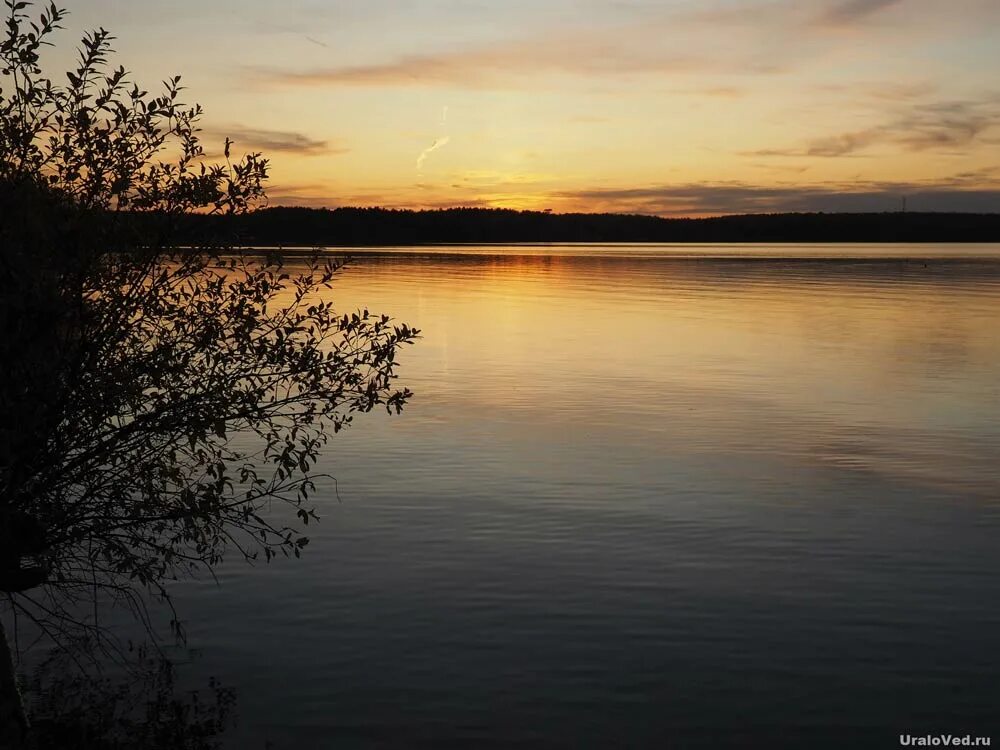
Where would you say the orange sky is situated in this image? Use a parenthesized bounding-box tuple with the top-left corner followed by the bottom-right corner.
(44, 0, 1000, 215)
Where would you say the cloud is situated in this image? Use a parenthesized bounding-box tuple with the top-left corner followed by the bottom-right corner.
(821, 0, 905, 24)
(252, 16, 787, 91)
(416, 136, 451, 170)
(250, 0, 1000, 92)
(817, 81, 937, 102)
(205, 126, 344, 156)
(684, 0, 901, 30)
(946, 165, 1000, 184)
(894, 101, 994, 151)
(747, 98, 1000, 158)
(659, 85, 746, 98)
(806, 130, 882, 157)
(258, 44, 700, 89)
(752, 129, 882, 158)
(555, 175, 1000, 216)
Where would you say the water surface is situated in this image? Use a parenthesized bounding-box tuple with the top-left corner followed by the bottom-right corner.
(176, 245, 1000, 748)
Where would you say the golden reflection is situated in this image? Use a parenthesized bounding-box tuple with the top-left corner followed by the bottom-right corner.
(289, 249, 1000, 498)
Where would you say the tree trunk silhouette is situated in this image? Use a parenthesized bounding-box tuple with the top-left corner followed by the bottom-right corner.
(0, 620, 26, 750)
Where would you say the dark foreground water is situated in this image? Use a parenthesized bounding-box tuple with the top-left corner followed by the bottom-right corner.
(172, 245, 1000, 748)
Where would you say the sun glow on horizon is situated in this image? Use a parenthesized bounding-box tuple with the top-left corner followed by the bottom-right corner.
(44, 0, 1000, 216)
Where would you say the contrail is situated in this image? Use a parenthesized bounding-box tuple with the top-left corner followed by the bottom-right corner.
(416, 136, 450, 171)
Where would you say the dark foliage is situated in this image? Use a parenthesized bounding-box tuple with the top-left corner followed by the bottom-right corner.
(21, 654, 234, 750)
(0, 0, 416, 663)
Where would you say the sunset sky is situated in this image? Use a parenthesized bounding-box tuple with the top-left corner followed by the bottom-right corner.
(49, 0, 1000, 215)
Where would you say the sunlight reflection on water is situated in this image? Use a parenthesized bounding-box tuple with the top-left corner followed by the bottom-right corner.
(171, 246, 1000, 748)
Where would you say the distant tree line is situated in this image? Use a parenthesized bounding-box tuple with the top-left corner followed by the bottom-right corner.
(178, 207, 1000, 246)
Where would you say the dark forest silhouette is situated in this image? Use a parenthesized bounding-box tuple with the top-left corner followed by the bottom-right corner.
(185, 207, 1000, 246)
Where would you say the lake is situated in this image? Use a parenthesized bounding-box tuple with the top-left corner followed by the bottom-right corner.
(172, 244, 1000, 748)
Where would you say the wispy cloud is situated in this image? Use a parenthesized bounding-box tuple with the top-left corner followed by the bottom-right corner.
(821, 0, 905, 25)
(894, 100, 995, 150)
(251, 18, 786, 91)
(205, 126, 345, 156)
(806, 130, 881, 157)
(747, 98, 999, 158)
(416, 106, 451, 171)
(304, 35, 329, 49)
(416, 136, 451, 170)
(249, 0, 997, 91)
(659, 85, 747, 98)
(258, 48, 699, 90)
(683, 0, 901, 30)
(817, 81, 937, 102)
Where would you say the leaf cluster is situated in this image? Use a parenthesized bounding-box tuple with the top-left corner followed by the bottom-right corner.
(0, 1, 418, 654)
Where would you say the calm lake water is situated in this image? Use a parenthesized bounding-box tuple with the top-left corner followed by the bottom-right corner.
(173, 244, 1000, 748)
